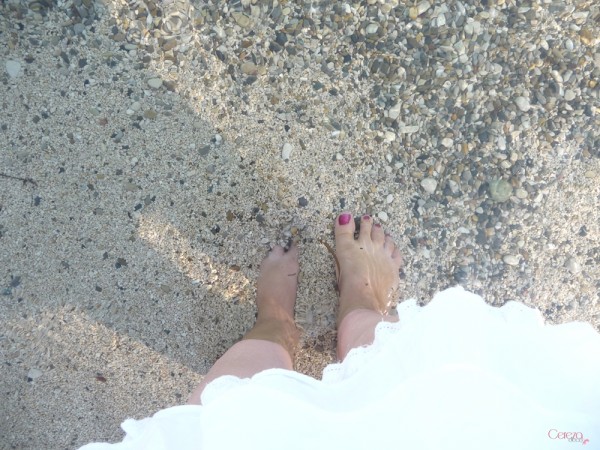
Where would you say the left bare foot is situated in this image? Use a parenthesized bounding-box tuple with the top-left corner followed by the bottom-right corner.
(256, 244, 299, 320)
(244, 244, 300, 356)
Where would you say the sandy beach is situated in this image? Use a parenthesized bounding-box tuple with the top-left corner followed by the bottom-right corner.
(1, 0, 599, 447)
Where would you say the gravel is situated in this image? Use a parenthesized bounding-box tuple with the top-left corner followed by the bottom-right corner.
(0, 0, 599, 447)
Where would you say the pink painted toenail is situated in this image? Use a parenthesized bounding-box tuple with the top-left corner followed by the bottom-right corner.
(374, 223, 381, 228)
(339, 213, 351, 225)
(363, 215, 370, 221)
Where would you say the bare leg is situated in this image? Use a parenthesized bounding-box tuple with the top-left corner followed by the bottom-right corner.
(334, 213, 402, 361)
(188, 244, 300, 404)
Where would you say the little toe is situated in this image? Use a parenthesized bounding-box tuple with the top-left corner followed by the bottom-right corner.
(392, 248, 403, 264)
(334, 212, 355, 244)
(358, 214, 373, 242)
(371, 222, 385, 244)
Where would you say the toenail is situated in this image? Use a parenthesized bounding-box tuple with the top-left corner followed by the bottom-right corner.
(339, 213, 351, 225)
(374, 223, 381, 228)
(362, 215, 370, 221)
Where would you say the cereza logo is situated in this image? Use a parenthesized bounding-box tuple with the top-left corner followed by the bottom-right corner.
(548, 429, 589, 445)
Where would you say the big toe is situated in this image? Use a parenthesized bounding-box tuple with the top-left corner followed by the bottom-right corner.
(334, 212, 355, 244)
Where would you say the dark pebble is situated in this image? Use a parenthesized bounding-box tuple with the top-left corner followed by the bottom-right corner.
(478, 129, 490, 143)
(115, 257, 127, 268)
(298, 197, 308, 207)
(275, 32, 287, 46)
(453, 267, 469, 283)
(10, 276, 21, 288)
(476, 229, 487, 245)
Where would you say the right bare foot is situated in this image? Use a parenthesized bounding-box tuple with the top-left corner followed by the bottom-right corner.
(334, 212, 402, 326)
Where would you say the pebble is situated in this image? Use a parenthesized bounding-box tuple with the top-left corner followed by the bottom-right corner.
(565, 39, 574, 51)
(410, 1, 431, 19)
(388, 103, 401, 120)
(366, 24, 379, 34)
(241, 62, 257, 76)
(5, 60, 21, 78)
(489, 179, 512, 202)
(564, 90, 576, 102)
(386, 194, 394, 204)
(281, 143, 293, 160)
(441, 137, 453, 148)
(514, 97, 530, 112)
(298, 197, 308, 207)
(497, 136, 507, 151)
(565, 258, 581, 274)
(27, 368, 43, 380)
(515, 188, 528, 199)
(377, 211, 389, 222)
(147, 78, 162, 89)
(398, 125, 419, 134)
(421, 178, 437, 194)
(144, 109, 158, 119)
(464, 20, 481, 36)
(232, 12, 251, 28)
(503, 255, 520, 266)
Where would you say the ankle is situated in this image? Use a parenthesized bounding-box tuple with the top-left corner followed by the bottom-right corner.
(337, 290, 382, 326)
(243, 317, 300, 358)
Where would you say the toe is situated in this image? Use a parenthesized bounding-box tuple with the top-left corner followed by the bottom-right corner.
(334, 212, 355, 244)
(270, 245, 285, 257)
(284, 241, 299, 259)
(392, 248, 403, 265)
(371, 222, 385, 245)
(384, 234, 396, 252)
(358, 214, 372, 242)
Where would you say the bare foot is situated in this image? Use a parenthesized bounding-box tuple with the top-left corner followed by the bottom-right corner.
(244, 244, 300, 356)
(255, 244, 299, 320)
(334, 212, 402, 326)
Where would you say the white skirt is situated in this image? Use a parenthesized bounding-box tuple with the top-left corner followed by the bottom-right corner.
(80, 287, 600, 450)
